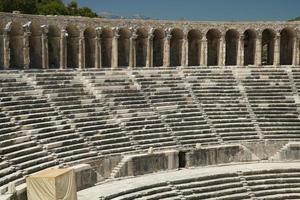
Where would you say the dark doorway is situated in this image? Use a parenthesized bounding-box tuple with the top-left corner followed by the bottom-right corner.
(178, 151, 186, 168)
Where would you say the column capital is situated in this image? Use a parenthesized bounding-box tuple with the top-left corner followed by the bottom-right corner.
(4, 22, 12, 34)
(41, 25, 49, 36)
(275, 32, 280, 39)
(201, 37, 207, 42)
(148, 28, 154, 40)
(61, 29, 68, 37)
(129, 27, 138, 39)
(95, 27, 102, 38)
(165, 28, 172, 40)
(182, 28, 189, 40)
(22, 21, 32, 34)
(112, 27, 120, 38)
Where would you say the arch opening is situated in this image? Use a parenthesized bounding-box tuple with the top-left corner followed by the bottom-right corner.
(101, 28, 113, 68)
(262, 29, 275, 65)
(225, 29, 239, 66)
(170, 28, 183, 67)
(188, 30, 201, 66)
(9, 22, 24, 69)
(153, 29, 164, 67)
(136, 28, 148, 67)
(206, 29, 221, 66)
(29, 23, 42, 69)
(244, 29, 256, 66)
(66, 25, 79, 68)
(280, 28, 295, 65)
(118, 28, 130, 67)
(84, 27, 96, 68)
(48, 25, 60, 69)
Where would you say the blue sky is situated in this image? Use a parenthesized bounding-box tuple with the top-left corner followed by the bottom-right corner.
(63, 0, 300, 21)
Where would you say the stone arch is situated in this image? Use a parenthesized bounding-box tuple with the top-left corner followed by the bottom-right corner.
(9, 22, 24, 69)
(136, 28, 148, 67)
(29, 22, 42, 68)
(206, 29, 221, 66)
(101, 28, 113, 68)
(170, 28, 183, 66)
(66, 25, 79, 68)
(153, 28, 164, 67)
(84, 27, 96, 68)
(243, 29, 256, 66)
(280, 28, 296, 65)
(48, 25, 60, 69)
(225, 29, 239, 66)
(262, 28, 276, 65)
(188, 29, 201, 66)
(118, 28, 130, 67)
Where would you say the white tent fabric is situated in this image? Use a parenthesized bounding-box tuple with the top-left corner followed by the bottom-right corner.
(27, 168, 77, 200)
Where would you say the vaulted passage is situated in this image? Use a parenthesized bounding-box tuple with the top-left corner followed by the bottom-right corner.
(262, 29, 275, 65)
(225, 29, 239, 66)
(280, 28, 296, 65)
(66, 25, 79, 68)
(207, 29, 220, 66)
(29, 23, 42, 69)
(136, 28, 148, 67)
(153, 29, 164, 67)
(101, 28, 113, 68)
(244, 29, 256, 65)
(188, 29, 201, 66)
(9, 22, 24, 69)
(118, 28, 130, 67)
(48, 25, 60, 69)
(170, 28, 183, 67)
(84, 27, 96, 68)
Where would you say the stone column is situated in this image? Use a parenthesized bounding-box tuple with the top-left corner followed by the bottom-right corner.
(95, 27, 102, 69)
(111, 27, 119, 69)
(237, 35, 244, 66)
(146, 30, 153, 68)
(274, 32, 280, 66)
(218, 33, 225, 66)
(181, 30, 188, 67)
(23, 22, 31, 69)
(163, 28, 171, 67)
(200, 37, 207, 66)
(3, 24, 11, 69)
(293, 34, 299, 66)
(60, 29, 67, 69)
(129, 27, 137, 68)
(78, 31, 85, 69)
(41, 25, 49, 69)
(255, 32, 262, 66)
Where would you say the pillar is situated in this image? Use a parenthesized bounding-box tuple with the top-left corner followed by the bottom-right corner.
(274, 32, 280, 66)
(200, 37, 207, 66)
(163, 29, 171, 67)
(78, 31, 85, 69)
(41, 25, 49, 69)
(237, 35, 244, 66)
(3, 30, 10, 69)
(293, 34, 299, 66)
(129, 28, 137, 68)
(146, 31, 153, 68)
(60, 29, 67, 69)
(23, 23, 31, 69)
(218, 33, 225, 66)
(255, 32, 262, 66)
(95, 27, 102, 69)
(181, 30, 188, 67)
(111, 27, 119, 69)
